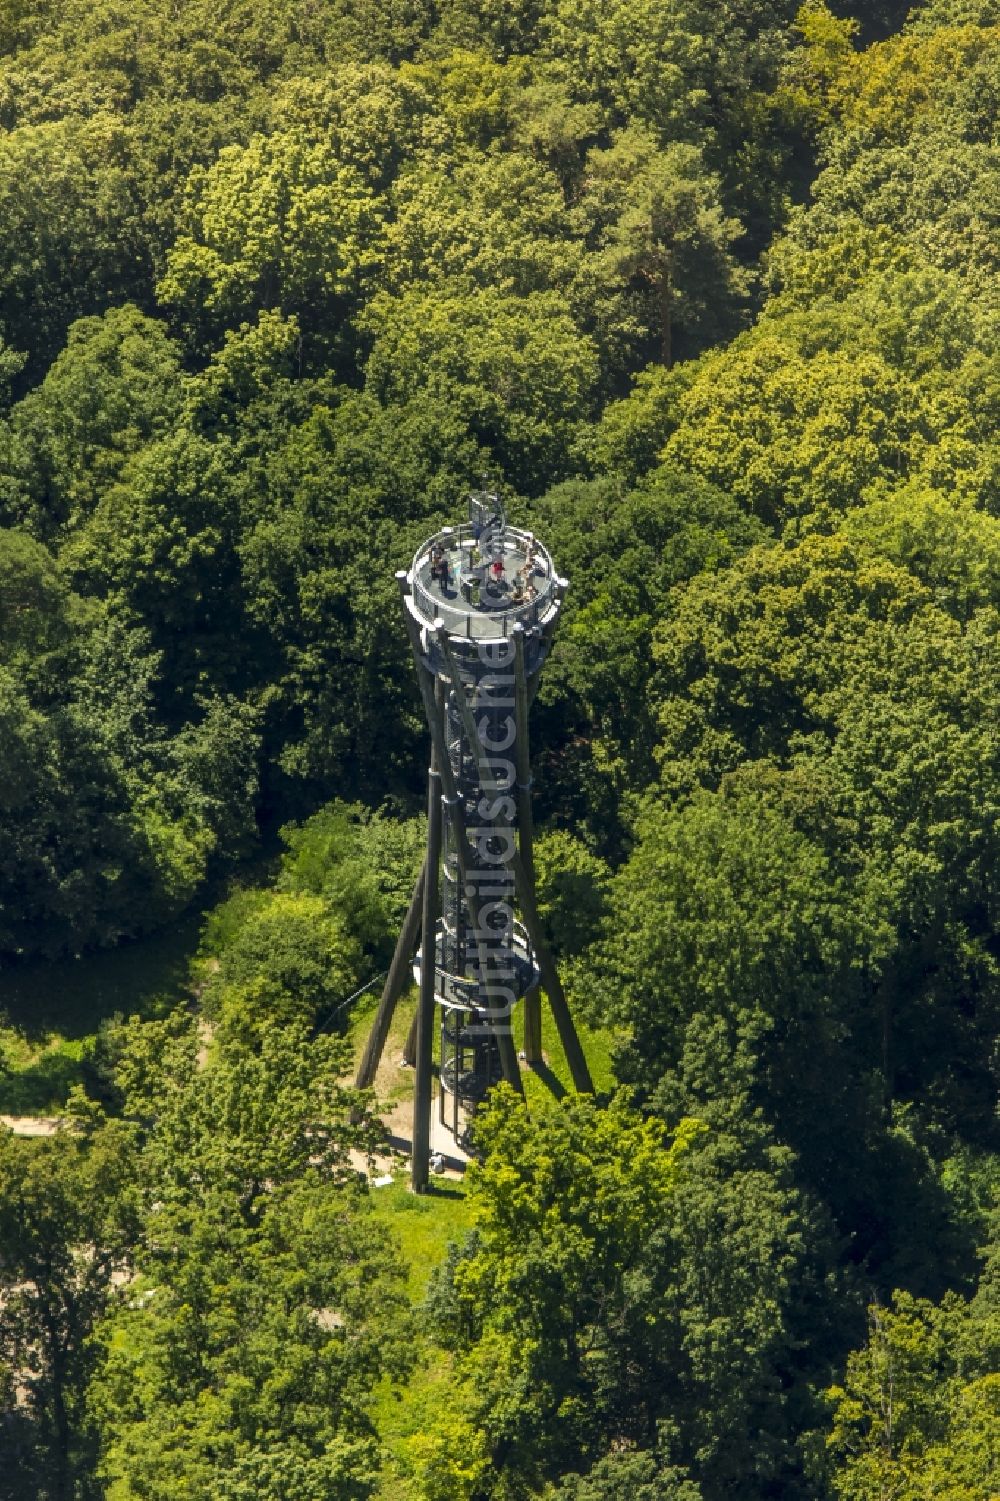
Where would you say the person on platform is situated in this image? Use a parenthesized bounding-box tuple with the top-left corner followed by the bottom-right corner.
(430, 543, 451, 589)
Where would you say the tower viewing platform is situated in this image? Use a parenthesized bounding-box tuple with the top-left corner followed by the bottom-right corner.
(410, 522, 564, 640)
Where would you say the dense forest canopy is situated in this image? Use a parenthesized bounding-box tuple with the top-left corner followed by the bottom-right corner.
(1, 0, 999, 1497)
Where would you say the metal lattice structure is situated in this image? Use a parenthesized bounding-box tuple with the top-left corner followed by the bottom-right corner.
(355, 490, 593, 1189)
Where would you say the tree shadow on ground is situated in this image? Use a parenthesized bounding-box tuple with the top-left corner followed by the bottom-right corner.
(0, 1044, 84, 1114)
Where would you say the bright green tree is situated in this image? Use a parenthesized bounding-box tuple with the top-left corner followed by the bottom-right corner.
(827, 1286, 1000, 1501)
(0, 114, 151, 383)
(158, 129, 388, 356)
(89, 1015, 408, 1499)
(439, 1089, 704, 1485)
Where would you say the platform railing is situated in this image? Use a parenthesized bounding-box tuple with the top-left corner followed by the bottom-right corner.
(409, 523, 559, 637)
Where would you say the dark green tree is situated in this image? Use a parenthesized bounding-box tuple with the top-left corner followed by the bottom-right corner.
(0, 1120, 140, 1501)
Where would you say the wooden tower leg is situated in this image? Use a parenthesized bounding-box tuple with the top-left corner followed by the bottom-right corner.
(495, 1026, 523, 1090)
(412, 684, 443, 1193)
(513, 629, 542, 1068)
(354, 863, 425, 1091)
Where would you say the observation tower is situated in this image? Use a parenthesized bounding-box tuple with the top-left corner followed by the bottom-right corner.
(356, 489, 593, 1189)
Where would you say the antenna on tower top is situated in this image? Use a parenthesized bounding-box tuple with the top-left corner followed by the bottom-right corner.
(468, 479, 505, 561)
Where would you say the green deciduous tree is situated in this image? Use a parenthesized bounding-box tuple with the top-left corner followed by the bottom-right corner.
(276, 801, 425, 956)
(0, 114, 152, 384)
(384, 147, 580, 302)
(363, 285, 597, 491)
(158, 129, 387, 359)
(554, 1447, 703, 1500)
(89, 1015, 409, 1501)
(827, 1285, 1000, 1501)
(662, 335, 925, 528)
(0, 306, 183, 539)
(590, 530, 1000, 1292)
(432, 1082, 831, 1498)
(0, 525, 259, 960)
(0, 1120, 140, 1501)
(533, 828, 611, 958)
(579, 126, 748, 369)
(205, 890, 363, 1034)
(522, 469, 765, 842)
(438, 1089, 704, 1485)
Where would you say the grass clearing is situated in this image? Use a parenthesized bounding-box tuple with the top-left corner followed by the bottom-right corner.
(346, 982, 419, 1112)
(372, 1344, 460, 1501)
(370, 1175, 474, 1298)
(368, 1177, 473, 1500)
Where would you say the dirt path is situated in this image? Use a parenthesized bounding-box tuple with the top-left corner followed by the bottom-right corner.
(0, 1114, 66, 1137)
